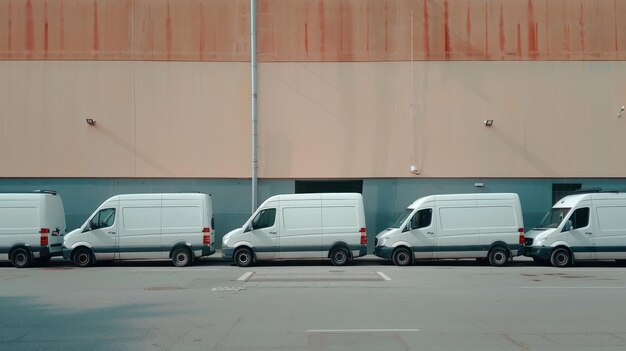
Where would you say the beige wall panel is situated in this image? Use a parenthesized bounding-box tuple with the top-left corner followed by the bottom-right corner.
(133, 61, 250, 177)
(2, 60, 625, 179)
(0, 61, 135, 176)
(0, 61, 250, 178)
(1, 0, 624, 61)
(257, 61, 626, 178)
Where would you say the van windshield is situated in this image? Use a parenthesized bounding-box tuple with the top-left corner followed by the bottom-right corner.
(536, 208, 571, 229)
(389, 209, 413, 228)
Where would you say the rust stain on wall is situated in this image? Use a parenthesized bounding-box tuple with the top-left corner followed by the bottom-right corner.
(0, 0, 625, 61)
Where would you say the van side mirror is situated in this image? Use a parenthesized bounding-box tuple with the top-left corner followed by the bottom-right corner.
(403, 224, 411, 232)
(244, 224, 252, 233)
(563, 220, 573, 232)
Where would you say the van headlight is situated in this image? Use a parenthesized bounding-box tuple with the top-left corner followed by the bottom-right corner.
(379, 236, 388, 246)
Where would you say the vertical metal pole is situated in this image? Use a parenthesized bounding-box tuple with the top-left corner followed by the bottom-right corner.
(251, 0, 258, 213)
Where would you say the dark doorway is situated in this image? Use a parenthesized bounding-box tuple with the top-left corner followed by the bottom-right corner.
(552, 183, 582, 204)
(295, 180, 363, 194)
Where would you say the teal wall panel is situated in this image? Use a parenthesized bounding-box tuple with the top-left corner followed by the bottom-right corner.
(2, 178, 626, 252)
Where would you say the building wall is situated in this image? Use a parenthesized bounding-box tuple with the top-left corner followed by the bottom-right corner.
(2, 60, 625, 178)
(1, 1, 625, 251)
(2, 0, 625, 61)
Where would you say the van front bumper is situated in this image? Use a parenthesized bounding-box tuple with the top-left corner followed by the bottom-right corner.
(525, 246, 552, 260)
(222, 248, 234, 260)
(62, 247, 72, 260)
(374, 246, 394, 259)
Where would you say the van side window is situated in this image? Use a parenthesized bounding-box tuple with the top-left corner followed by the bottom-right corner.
(411, 208, 432, 229)
(251, 208, 276, 230)
(570, 207, 589, 229)
(90, 208, 116, 230)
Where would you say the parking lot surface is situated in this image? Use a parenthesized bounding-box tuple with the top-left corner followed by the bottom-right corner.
(1, 256, 626, 350)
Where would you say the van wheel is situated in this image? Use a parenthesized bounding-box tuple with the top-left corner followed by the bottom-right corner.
(234, 248, 253, 267)
(172, 247, 192, 267)
(488, 247, 508, 267)
(73, 247, 94, 267)
(330, 248, 349, 266)
(550, 247, 571, 267)
(392, 247, 412, 266)
(11, 248, 32, 268)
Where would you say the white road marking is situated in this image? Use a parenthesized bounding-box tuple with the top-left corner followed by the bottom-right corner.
(377, 272, 391, 281)
(307, 329, 420, 333)
(130, 268, 221, 272)
(211, 286, 246, 291)
(521, 286, 625, 289)
(237, 271, 255, 281)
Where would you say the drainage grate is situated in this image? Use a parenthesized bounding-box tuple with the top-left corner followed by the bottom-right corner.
(243, 271, 387, 283)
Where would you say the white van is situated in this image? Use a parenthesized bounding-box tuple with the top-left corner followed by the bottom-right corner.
(222, 193, 367, 267)
(374, 193, 525, 266)
(525, 192, 626, 267)
(0, 191, 66, 268)
(63, 193, 215, 267)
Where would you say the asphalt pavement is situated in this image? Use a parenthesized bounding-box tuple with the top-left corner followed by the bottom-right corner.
(1, 254, 625, 350)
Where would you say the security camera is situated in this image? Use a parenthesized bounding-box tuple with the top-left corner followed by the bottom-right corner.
(619, 106, 625, 118)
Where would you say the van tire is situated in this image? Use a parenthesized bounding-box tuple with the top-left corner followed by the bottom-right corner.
(172, 247, 192, 267)
(488, 247, 508, 267)
(11, 248, 32, 268)
(550, 247, 571, 267)
(234, 248, 253, 267)
(330, 248, 349, 266)
(392, 247, 412, 266)
(73, 247, 94, 267)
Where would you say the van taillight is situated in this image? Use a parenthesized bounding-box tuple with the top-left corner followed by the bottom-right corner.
(360, 228, 367, 245)
(40, 228, 49, 246)
(203, 227, 211, 245)
(518, 228, 525, 245)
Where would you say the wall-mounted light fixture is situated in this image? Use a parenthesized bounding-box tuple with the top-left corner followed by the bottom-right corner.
(85, 118, 96, 126)
(484, 119, 494, 127)
(410, 165, 420, 174)
(618, 106, 624, 118)
(474, 182, 485, 188)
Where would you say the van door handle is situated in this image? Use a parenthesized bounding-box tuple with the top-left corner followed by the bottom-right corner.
(585, 232, 592, 235)
(108, 231, 116, 235)
(269, 231, 277, 235)
(427, 232, 434, 235)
